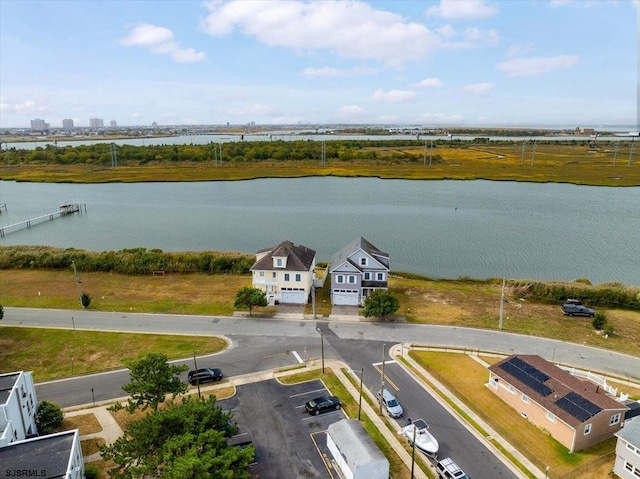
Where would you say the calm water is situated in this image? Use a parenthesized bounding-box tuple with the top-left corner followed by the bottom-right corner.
(1, 178, 638, 285)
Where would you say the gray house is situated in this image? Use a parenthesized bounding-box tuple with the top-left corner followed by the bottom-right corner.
(614, 417, 640, 479)
(329, 237, 389, 306)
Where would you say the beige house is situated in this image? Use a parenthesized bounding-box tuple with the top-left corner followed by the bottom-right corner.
(488, 355, 628, 452)
(251, 240, 316, 305)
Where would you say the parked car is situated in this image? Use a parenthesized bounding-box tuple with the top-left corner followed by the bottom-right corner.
(436, 457, 469, 479)
(304, 395, 342, 415)
(377, 388, 403, 418)
(188, 368, 223, 385)
(561, 303, 595, 317)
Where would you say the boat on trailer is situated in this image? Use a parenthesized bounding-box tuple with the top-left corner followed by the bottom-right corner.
(399, 418, 439, 458)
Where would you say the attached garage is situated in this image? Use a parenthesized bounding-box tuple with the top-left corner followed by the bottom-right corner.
(332, 290, 359, 306)
(280, 289, 307, 304)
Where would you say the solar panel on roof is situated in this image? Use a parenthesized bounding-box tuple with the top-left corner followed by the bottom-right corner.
(499, 358, 552, 397)
(555, 392, 602, 422)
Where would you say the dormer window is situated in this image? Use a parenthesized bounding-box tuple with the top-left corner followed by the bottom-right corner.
(273, 257, 286, 268)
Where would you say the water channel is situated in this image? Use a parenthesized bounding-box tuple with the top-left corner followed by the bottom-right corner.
(0, 178, 638, 285)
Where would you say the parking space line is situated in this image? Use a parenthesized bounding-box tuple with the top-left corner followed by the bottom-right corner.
(292, 350, 303, 363)
(372, 360, 397, 366)
(289, 387, 327, 398)
(372, 364, 400, 392)
(310, 431, 337, 479)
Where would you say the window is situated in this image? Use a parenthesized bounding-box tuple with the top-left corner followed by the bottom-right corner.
(276, 258, 283, 267)
(546, 411, 555, 422)
(284, 274, 290, 281)
(508, 384, 515, 394)
(376, 272, 384, 281)
(337, 275, 344, 284)
(626, 443, 640, 456)
(364, 272, 371, 280)
(272, 272, 276, 278)
(634, 467, 640, 478)
(584, 423, 592, 435)
(360, 257, 367, 266)
(610, 414, 621, 426)
(295, 274, 301, 282)
(259, 271, 265, 277)
(521, 393, 529, 404)
(348, 275, 356, 284)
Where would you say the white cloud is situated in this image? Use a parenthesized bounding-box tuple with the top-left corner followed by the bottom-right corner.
(418, 112, 465, 123)
(506, 44, 532, 58)
(120, 24, 206, 63)
(497, 55, 578, 76)
(336, 105, 367, 120)
(200, 0, 440, 67)
(0, 96, 52, 115)
(550, 0, 605, 7)
(426, 0, 498, 20)
(226, 104, 278, 117)
(372, 89, 416, 103)
(442, 26, 500, 49)
(413, 78, 444, 88)
(461, 82, 495, 95)
(436, 24, 457, 39)
(301, 66, 378, 79)
(131, 112, 144, 119)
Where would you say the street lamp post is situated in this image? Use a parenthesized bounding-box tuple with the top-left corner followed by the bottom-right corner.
(316, 328, 325, 374)
(379, 344, 386, 415)
(358, 368, 363, 420)
(193, 352, 201, 398)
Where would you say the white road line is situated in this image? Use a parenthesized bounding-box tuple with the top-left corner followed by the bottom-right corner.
(289, 387, 327, 398)
(292, 350, 303, 364)
(372, 360, 397, 367)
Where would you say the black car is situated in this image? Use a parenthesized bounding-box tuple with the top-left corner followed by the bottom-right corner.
(561, 303, 595, 317)
(304, 395, 341, 415)
(188, 368, 223, 385)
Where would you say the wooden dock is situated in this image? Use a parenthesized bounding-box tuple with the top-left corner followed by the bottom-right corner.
(0, 203, 86, 237)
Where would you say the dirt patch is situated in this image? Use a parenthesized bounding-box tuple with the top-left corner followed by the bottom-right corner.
(62, 413, 102, 435)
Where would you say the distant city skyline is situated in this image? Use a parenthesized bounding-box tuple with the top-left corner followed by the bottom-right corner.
(1, 1, 637, 129)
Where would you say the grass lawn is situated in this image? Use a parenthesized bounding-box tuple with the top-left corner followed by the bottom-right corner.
(0, 327, 227, 382)
(409, 351, 618, 478)
(61, 413, 102, 435)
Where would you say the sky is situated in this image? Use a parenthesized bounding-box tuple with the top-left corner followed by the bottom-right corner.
(0, 0, 638, 129)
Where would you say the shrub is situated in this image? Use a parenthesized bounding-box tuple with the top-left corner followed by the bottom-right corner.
(592, 312, 607, 330)
(84, 466, 99, 479)
(35, 400, 64, 434)
(81, 292, 91, 309)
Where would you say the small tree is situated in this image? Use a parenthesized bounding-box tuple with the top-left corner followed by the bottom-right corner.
(592, 311, 608, 330)
(362, 289, 399, 320)
(35, 400, 64, 434)
(0, 304, 3, 320)
(234, 287, 268, 316)
(81, 292, 91, 309)
(122, 352, 188, 412)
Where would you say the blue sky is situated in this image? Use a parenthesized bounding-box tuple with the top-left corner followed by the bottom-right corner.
(0, 0, 637, 128)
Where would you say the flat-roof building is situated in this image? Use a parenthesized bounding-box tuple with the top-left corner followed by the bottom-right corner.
(0, 371, 38, 447)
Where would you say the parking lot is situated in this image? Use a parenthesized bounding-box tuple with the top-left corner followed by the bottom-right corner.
(217, 378, 346, 479)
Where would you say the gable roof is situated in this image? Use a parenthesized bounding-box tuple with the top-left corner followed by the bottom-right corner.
(616, 417, 640, 447)
(0, 430, 78, 477)
(330, 237, 389, 272)
(250, 240, 316, 272)
(489, 355, 627, 428)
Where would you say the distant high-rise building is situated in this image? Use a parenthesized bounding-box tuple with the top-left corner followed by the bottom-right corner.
(109, 120, 117, 128)
(89, 118, 104, 129)
(30, 118, 47, 131)
(151, 121, 158, 128)
(62, 119, 74, 130)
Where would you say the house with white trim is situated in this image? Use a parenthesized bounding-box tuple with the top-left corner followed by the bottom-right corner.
(0, 429, 84, 479)
(614, 417, 640, 479)
(0, 371, 38, 447)
(251, 240, 316, 305)
(488, 355, 628, 452)
(329, 237, 389, 306)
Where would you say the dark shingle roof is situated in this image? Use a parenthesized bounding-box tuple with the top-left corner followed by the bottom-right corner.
(489, 355, 627, 427)
(250, 240, 316, 272)
(0, 373, 20, 405)
(0, 430, 77, 478)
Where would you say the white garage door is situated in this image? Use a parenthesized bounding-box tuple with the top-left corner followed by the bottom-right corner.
(332, 291, 359, 306)
(281, 290, 306, 304)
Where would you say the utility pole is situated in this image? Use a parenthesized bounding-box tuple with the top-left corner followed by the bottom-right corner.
(110, 143, 117, 167)
(520, 140, 526, 165)
(193, 352, 201, 398)
(629, 137, 635, 167)
(379, 344, 386, 415)
(317, 328, 325, 374)
(530, 140, 537, 166)
(411, 424, 417, 478)
(72, 261, 83, 309)
(499, 277, 505, 330)
(423, 140, 427, 166)
(358, 367, 363, 420)
(429, 141, 433, 167)
(613, 141, 619, 165)
(312, 272, 317, 319)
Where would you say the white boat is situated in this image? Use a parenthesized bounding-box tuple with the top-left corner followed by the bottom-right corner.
(399, 418, 439, 458)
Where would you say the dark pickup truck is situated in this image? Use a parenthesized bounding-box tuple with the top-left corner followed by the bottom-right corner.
(561, 303, 595, 317)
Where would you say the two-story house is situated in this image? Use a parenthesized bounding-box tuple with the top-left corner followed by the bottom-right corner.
(614, 417, 640, 479)
(329, 237, 389, 306)
(488, 355, 628, 452)
(0, 371, 38, 447)
(251, 240, 316, 305)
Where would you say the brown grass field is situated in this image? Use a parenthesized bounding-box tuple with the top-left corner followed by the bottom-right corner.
(1, 141, 638, 185)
